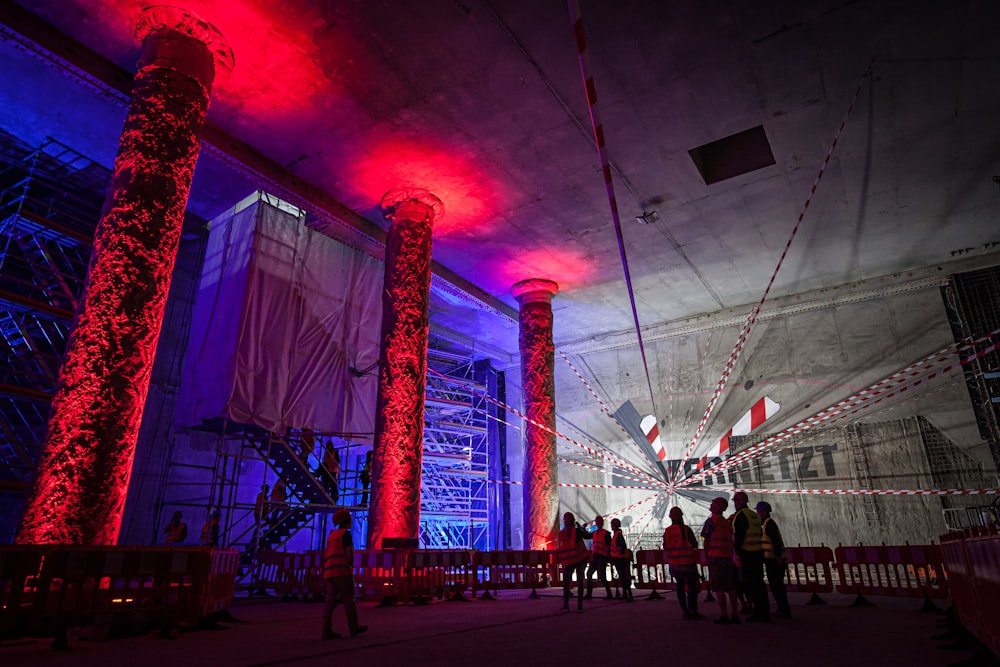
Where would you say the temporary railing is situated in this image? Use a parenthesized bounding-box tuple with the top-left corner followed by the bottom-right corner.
(0, 546, 238, 648)
(223, 542, 959, 611)
(939, 526, 1000, 658)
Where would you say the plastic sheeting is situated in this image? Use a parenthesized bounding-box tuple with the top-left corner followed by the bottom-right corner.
(176, 193, 383, 435)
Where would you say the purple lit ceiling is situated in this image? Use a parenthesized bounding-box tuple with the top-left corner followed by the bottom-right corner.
(2, 0, 998, 462)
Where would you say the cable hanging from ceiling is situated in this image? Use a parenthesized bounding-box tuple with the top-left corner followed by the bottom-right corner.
(566, 0, 660, 429)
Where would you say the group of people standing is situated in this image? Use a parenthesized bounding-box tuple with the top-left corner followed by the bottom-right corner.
(667, 491, 791, 624)
(555, 492, 791, 623)
(556, 511, 634, 612)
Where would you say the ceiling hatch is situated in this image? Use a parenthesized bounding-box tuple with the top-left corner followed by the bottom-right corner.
(689, 125, 776, 185)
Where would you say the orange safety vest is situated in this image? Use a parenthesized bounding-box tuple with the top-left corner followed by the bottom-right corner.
(662, 524, 698, 566)
(592, 528, 611, 557)
(557, 528, 588, 565)
(705, 514, 734, 559)
(610, 529, 629, 559)
(735, 507, 763, 552)
(323, 528, 352, 578)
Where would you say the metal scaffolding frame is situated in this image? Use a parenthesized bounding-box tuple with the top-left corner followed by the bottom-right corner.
(0, 135, 107, 541)
(420, 339, 494, 549)
(0, 134, 508, 551)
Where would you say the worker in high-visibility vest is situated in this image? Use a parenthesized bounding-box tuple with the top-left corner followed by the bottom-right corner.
(701, 496, 739, 624)
(732, 491, 770, 621)
(663, 506, 701, 620)
(321, 509, 367, 639)
(756, 501, 792, 618)
(584, 515, 613, 600)
(609, 518, 633, 602)
(556, 511, 590, 612)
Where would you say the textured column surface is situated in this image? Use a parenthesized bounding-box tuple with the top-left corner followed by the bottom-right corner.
(513, 278, 560, 551)
(16, 7, 232, 545)
(367, 188, 443, 550)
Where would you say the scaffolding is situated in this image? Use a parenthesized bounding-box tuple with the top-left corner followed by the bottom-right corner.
(944, 267, 1000, 468)
(421, 339, 492, 549)
(159, 329, 501, 560)
(0, 135, 108, 541)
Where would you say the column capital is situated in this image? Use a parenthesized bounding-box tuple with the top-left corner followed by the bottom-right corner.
(135, 6, 234, 74)
(380, 188, 445, 224)
(512, 278, 560, 305)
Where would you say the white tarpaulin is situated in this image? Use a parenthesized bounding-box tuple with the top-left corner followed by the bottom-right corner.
(176, 193, 383, 434)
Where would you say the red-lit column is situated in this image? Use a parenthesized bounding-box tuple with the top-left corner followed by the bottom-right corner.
(16, 7, 232, 545)
(367, 188, 443, 550)
(512, 278, 560, 551)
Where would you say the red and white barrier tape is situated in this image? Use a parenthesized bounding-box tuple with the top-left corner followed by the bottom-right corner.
(427, 367, 665, 486)
(485, 479, 662, 491)
(678, 327, 1000, 488)
(558, 456, 657, 486)
(735, 488, 1000, 496)
(673, 60, 875, 482)
(559, 350, 648, 452)
(627, 492, 666, 551)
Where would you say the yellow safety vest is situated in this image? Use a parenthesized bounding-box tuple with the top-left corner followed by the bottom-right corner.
(736, 507, 763, 552)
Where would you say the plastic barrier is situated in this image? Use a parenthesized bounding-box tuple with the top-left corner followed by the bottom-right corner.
(199, 549, 240, 617)
(834, 544, 948, 602)
(279, 551, 322, 600)
(354, 549, 407, 603)
(632, 549, 668, 590)
(785, 546, 835, 603)
(252, 549, 287, 595)
(24, 547, 212, 646)
(409, 550, 474, 601)
(0, 546, 44, 638)
(473, 550, 551, 597)
(941, 526, 1000, 657)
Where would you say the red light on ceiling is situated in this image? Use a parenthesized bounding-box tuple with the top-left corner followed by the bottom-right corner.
(350, 139, 498, 237)
(93, 0, 338, 120)
(499, 247, 595, 292)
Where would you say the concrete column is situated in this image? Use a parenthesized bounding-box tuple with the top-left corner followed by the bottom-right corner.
(16, 7, 232, 545)
(512, 278, 560, 551)
(367, 188, 443, 549)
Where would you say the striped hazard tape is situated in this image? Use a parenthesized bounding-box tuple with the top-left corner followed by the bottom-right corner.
(673, 59, 875, 483)
(427, 367, 665, 487)
(486, 479, 661, 491)
(678, 326, 1000, 489)
(735, 488, 1000, 496)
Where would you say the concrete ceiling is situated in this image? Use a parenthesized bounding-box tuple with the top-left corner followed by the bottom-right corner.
(2, 0, 999, 471)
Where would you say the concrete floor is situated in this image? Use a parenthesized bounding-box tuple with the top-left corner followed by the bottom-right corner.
(0, 590, 986, 667)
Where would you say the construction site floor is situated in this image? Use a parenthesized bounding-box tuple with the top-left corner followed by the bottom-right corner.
(0, 590, 991, 666)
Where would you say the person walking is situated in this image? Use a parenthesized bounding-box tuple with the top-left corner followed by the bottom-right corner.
(663, 506, 702, 620)
(756, 501, 792, 618)
(322, 444, 341, 502)
(557, 511, 590, 612)
(610, 518, 634, 601)
(584, 515, 613, 600)
(701, 497, 740, 625)
(269, 478, 288, 525)
(321, 509, 367, 639)
(732, 491, 770, 621)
